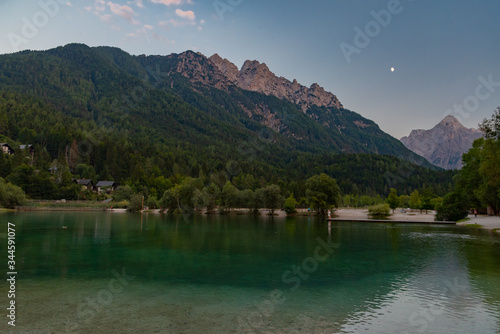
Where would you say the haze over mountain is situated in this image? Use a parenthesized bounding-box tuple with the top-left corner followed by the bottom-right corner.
(400, 115, 483, 170)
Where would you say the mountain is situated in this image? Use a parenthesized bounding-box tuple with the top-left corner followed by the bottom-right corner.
(134, 48, 432, 165)
(400, 115, 483, 170)
(0, 43, 453, 198)
(209, 54, 343, 111)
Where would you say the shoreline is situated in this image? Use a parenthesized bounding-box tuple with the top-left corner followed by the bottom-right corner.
(7, 206, 500, 231)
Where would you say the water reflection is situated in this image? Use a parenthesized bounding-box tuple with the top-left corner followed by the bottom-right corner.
(1, 212, 499, 333)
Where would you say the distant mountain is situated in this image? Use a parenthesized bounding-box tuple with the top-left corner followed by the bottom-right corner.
(400, 115, 483, 170)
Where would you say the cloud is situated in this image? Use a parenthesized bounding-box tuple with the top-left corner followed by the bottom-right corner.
(126, 25, 155, 40)
(100, 14, 112, 22)
(175, 9, 195, 20)
(107, 1, 140, 25)
(128, 0, 144, 8)
(94, 0, 106, 12)
(150, 0, 193, 6)
(159, 18, 195, 27)
(152, 32, 171, 44)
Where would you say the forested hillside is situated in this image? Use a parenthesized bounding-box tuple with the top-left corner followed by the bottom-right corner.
(0, 44, 454, 203)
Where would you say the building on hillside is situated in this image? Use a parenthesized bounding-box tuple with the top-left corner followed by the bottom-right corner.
(73, 179, 95, 191)
(19, 144, 35, 155)
(95, 181, 117, 193)
(0, 143, 14, 155)
(48, 166, 58, 174)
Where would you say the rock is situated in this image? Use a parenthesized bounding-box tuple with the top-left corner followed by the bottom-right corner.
(210, 55, 343, 111)
(400, 115, 483, 170)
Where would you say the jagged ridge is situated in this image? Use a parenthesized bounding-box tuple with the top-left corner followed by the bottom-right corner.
(209, 54, 343, 111)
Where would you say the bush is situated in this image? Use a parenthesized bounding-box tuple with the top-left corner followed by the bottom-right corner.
(435, 191, 469, 221)
(368, 203, 391, 217)
(0, 178, 27, 209)
(113, 200, 130, 209)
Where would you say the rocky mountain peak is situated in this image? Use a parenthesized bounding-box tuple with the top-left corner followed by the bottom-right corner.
(209, 53, 240, 84)
(166, 50, 344, 111)
(439, 115, 464, 129)
(400, 116, 483, 170)
(209, 54, 343, 111)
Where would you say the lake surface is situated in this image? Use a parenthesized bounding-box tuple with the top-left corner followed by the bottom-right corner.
(1, 212, 500, 333)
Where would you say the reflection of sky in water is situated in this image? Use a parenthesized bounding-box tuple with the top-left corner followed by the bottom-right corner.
(339, 237, 500, 334)
(2, 213, 500, 333)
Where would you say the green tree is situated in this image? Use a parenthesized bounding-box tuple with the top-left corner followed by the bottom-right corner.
(284, 193, 298, 214)
(386, 188, 399, 213)
(221, 181, 239, 213)
(236, 189, 255, 211)
(160, 184, 182, 212)
(113, 185, 134, 202)
(409, 190, 421, 210)
(128, 194, 144, 212)
(306, 173, 341, 215)
(479, 106, 500, 140)
(259, 185, 284, 214)
(146, 196, 158, 209)
(435, 191, 469, 221)
(202, 183, 220, 212)
(399, 195, 410, 208)
(420, 188, 436, 214)
(478, 139, 500, 214)
(454, 109, 500, 215)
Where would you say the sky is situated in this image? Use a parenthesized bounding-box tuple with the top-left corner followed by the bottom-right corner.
(0, 0, 499, 139)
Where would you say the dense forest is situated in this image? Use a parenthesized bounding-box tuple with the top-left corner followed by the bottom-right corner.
(0, 44, 457, 210)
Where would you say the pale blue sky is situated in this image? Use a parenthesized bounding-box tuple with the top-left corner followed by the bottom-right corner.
(1, 0, 499, 138)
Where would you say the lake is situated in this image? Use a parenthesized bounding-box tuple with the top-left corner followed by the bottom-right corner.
(1, 212, 500, 333)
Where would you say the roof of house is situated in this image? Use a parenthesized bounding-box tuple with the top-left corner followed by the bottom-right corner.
(76, 179, 94, 186)
(0, 143, 14, 154)
(96, 181, 117, 187)
(19, 144, 34, 150)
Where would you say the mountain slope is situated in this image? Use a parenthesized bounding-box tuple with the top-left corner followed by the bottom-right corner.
(400, 115, 483, 170)
(0, 43, 451, 197)
(129, 48, 434, 167)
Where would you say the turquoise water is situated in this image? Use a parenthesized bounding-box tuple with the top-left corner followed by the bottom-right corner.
(1, 212, 500, 333)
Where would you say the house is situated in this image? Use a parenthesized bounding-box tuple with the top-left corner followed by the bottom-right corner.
(48, 166, 58, 174)
(73, 179, 95, 191)
(95, 181, 117, 193)
(0, 143, 14, 155)
(19, 144, 35, 155)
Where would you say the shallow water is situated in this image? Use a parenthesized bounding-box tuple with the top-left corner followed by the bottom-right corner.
(1, 212, 500, 333)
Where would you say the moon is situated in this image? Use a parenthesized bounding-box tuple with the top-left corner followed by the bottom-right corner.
(391, 67, 395, 72)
